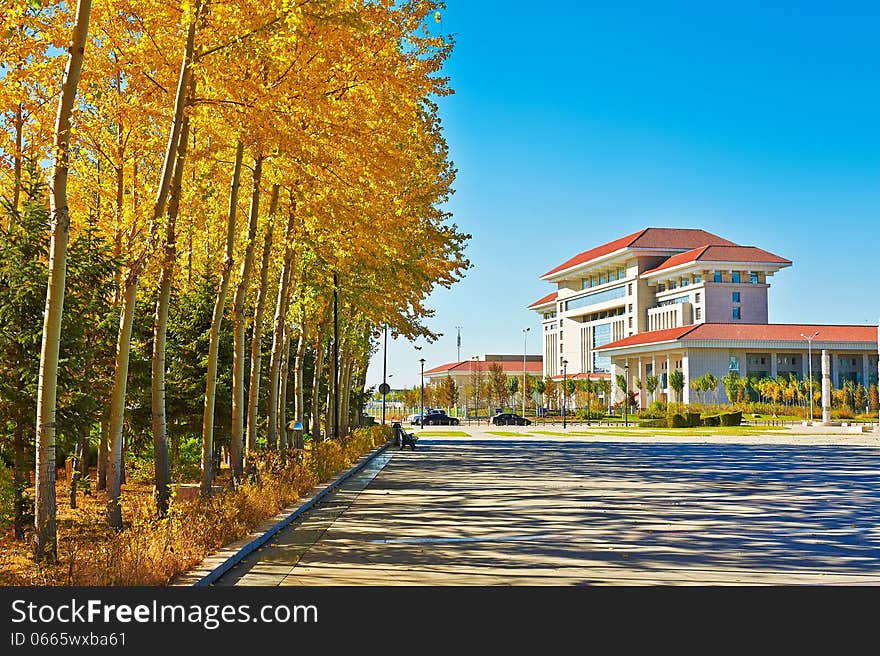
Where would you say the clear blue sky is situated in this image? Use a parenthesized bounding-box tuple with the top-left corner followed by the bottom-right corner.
(367, 0, 880, 389)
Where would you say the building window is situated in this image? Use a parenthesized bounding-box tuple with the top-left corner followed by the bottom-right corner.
(628, 317, 633, 328)
(731, 271, 741, 283)
(628, 304, 633, 313)
(668, 281, 677, 290)
(713, 272, 722, 283)
(599, 274, 607, 285)
(681, 277, 690, 286)
(658, 283, 665, 292)
(732, 292, 741, 303)
(693, 275, 702, 283)
(750, 272, 759, 285)
(695, 307, 702, 320)
(732, 307, 741, 320)
(628, 283, 633, 295)
(695, 292, 701, 303)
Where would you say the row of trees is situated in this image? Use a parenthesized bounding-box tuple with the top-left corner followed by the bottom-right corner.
(1, 0, 469, 562)
(389, 370, 615, 416)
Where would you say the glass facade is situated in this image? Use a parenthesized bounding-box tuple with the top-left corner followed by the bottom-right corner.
(565, 285, 626, 312)
(592, 323, 612, 373)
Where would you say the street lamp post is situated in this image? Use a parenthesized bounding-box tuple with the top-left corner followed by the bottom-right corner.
(522, 327, 530, 418)
(562, 359, 568, 429)
(381, 325, 388, 425)
(624, 363, 630, 427)
(419, 358, 426, 430)
(801, 330, 820, 424)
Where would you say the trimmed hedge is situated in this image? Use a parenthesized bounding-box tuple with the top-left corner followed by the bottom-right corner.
(702, 414, 720, 426)
(668, 413, 689, 428)
(686, 412, 701, 428)
(638, 419, 666, 428)
(719, 411, 743, 426)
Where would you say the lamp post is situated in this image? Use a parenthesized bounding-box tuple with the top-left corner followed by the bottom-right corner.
(562, 359, 568, 429)
(624, 362, 630, 427)
(801, 330, 820, 424)
(522, 327, 530, 418)
(381, 325, 388, 425)
(419, 358, 426, 430)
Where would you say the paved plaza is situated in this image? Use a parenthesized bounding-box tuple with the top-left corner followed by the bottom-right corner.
(218, 427, 880, 585)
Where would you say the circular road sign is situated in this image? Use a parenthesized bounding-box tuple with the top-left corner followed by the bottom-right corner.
(378, 383, 391, 395)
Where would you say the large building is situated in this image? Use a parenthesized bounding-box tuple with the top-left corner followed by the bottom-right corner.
(528, 227, 879, 406)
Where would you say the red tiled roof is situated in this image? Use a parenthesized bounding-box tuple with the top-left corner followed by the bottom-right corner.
(542, 228, 738, 279)
(424, 360, 544, 376)
(594, 326, 698, 350)
(596, 323, 877, 352)
(527, 291, 558, 309)
(684, 323, 876, 343)
(642, 245, 791, 276)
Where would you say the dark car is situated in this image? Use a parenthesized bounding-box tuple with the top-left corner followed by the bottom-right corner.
(420, 410, 460, 426)
(491, 412, 531, 426)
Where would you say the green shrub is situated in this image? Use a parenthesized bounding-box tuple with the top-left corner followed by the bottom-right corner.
(702, 414, 721, 427)
(638, 401, 667, 420)
(686, 412, 701, 428)
(667, 413, 689, 428)
(638, 419, 666, 428)
(719, 411, 743, 426)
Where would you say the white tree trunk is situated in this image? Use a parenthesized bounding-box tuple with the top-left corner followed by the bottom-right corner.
(34, 0, 92, 561)
(245, 220, 273, 455)
(201, 141, 244, 494)
(230, 157, 266, 481)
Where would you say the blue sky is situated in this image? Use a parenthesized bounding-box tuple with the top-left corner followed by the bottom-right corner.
(368, 0, 880, 389)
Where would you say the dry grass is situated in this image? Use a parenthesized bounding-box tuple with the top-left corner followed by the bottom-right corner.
(0, 425, 390, 586)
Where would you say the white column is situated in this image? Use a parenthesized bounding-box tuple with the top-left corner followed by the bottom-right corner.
(822, 349, 831, 425)
(682, 351, 690, 404)
(666, 353, 672, 401)
(638, 356, 644, 409)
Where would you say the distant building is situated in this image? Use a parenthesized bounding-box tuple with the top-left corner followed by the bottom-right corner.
(423, 354, 542, 388)
(529, 227, 879, 405)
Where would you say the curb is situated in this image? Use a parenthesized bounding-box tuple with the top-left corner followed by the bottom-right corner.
(176, 440, 392, 587)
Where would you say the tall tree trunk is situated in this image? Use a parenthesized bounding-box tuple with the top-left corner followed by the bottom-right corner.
(245, 220, 273, 455)
(266, 201, 296, 449)
(106, 276, 137, 529)
(311, 332, 326, 441)
(105, 4, 200, 528)
(12, 103, 23, 215)
(151, 103, 190, 516)
(13, 421, 26, 540)
(340, 353, 354, 437)
(201, 141, 243, 494)
(293, 322, 307, 448)
(230, 166, 269, 481)
(278, 325, 291, 450)
(78, 424, 90, 496)
(34, 0, 92, 562)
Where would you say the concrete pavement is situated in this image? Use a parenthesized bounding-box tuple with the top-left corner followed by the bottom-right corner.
(217, 427, 880, 585)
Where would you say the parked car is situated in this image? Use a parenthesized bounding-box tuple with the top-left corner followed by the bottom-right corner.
(491, 412, 531, 426)
(407, 413, 423, 425)
(420, 410, 460, 426)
